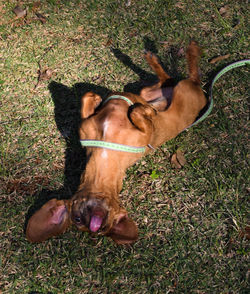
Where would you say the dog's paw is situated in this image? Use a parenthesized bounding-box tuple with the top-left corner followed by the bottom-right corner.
(144, 50, 159, 64)
(129, 104, 156, 133)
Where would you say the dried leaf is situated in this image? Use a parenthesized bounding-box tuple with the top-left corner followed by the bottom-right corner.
(35, 12, 47, 24)
(175, 2, 185, 9)
(34, 68, 53, 90)
(177, 48, 185, 57)
(32, 1, 41, 12)
(38, 68, 53, 81)
(171, 149, 186, 169)
(239, 226, 250, 240)
(105, 38, 113, 47)
(210, 54, 230, 64)
(176, 149, 187, 166)
(13, 6, 27, 18)
(171, 153, 182, 169)
(219, 6, 229, 17)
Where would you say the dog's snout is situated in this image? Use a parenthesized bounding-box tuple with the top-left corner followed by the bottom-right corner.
(71, 197, 108, 233)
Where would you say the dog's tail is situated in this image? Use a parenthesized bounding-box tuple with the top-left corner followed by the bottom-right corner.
(186, 41, 201, 84)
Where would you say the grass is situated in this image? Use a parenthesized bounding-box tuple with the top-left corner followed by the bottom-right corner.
(0, 0, 249, 293)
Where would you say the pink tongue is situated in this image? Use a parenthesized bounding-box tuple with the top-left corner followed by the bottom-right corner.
(90, 215, 103, 232)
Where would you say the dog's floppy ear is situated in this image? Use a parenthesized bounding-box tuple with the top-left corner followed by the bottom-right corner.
(107, 212, 138, 245)
(26, 199, 72, 243)
(129, 103, 156, 133)
(81, 92, 102, 119)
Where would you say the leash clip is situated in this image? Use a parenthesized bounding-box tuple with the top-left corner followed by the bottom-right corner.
(147, 144, 156, 151)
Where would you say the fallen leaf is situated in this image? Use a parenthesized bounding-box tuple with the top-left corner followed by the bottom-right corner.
(171, 149, 186, 169)
(32, 1, 41, 12)
(38, 68, 53, 81)
(171, 153, 182, 169)
(219, 5, 229, 17)
(175, 2, 185, 9)
(176, 149, 187, 166)
(105, 38, 113, 47)
(177, 48, 185, 57)
(12, 5, 27, 18)
(209, 54, 230, 64)
(239, 226, 250, 240)
(33, 68, 53, 90)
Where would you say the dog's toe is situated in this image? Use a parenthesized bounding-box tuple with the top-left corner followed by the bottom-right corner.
(144, 50, 154, 59)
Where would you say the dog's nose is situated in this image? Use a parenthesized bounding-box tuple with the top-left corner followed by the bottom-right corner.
(73, 215, 81, 224)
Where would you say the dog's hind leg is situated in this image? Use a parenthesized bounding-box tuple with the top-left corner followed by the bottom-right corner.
(140, 52, 173, 111)
(186, 41, 202, 85)
(145, 51, 171, 84)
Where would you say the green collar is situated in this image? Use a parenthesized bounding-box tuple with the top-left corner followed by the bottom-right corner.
(103, 95, 134, 106)
(80, 140, 146, 153)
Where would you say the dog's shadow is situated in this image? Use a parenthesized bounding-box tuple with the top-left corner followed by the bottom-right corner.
(24, 81, 111, 229)
(111, 36, 181, 93)
(24, 39, 186, 233)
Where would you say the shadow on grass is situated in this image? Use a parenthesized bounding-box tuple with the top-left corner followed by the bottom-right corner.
(110, 47, 157, 94)
(110, 37, 187, 94)
(24, 81, 111, 231)
(50, 81, 111, 194)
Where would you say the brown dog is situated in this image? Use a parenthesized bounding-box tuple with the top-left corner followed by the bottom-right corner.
(26, 41, 207, 244)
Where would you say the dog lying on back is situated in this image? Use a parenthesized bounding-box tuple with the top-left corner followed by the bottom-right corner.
(26, 41, 207, 244)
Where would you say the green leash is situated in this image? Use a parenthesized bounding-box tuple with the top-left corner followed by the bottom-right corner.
(188, 59, 250, 128)
(103, 95, 134, 106)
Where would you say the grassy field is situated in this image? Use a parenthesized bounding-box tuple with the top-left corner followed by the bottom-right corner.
(0, 0, 249, 293)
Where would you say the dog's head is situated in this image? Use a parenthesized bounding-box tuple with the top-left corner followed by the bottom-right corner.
(71, 192, 138, 244)
(70, 92, 156, 244)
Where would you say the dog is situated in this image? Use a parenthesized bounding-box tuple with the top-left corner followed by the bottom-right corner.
(26, 41, 207, 244)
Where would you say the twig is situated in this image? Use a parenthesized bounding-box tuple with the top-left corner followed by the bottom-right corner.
(33, 45, 56, 91)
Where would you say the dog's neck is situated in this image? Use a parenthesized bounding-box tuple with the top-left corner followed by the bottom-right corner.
(77, 160, 125, 202)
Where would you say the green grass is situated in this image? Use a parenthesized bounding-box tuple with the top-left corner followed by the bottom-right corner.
(0, 0, 249, 293)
